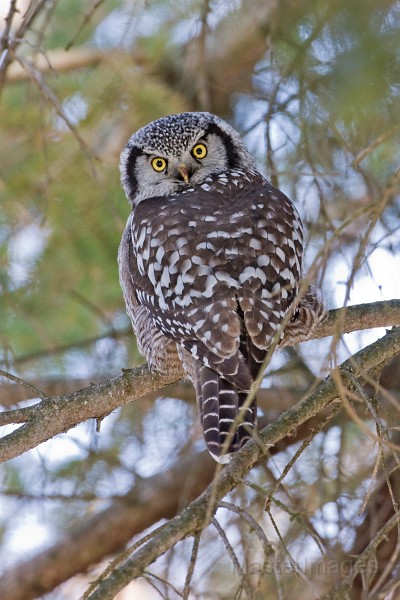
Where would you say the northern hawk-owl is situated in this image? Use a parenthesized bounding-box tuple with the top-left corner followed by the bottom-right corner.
(118, 112, 325, 463)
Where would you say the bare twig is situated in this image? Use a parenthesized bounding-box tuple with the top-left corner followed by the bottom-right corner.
(264, 402, 342, 508)
(0, 0, 49, 92)
(182, 531, 202, 600)
(12, 326, 131, 367)
(13, 54, 92, 159)
(351, 124, 400, 168)
(0, 369, 48, 400)
(65, 0, 107, 51)
(212, 517, 253, 597)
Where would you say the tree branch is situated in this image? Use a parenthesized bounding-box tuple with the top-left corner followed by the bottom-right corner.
(84, 325, 400, 600)
(311, 300, 400, 340)
(0, 301, 399, 464)
(1, 316, 399, 600)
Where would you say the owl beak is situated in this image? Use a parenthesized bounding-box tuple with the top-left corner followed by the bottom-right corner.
(178, 164, 190, 183)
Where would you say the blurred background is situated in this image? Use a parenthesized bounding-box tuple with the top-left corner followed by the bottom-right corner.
(0, 0, 400, 598)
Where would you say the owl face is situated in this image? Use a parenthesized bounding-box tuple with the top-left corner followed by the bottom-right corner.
(120, 112, 256, 205)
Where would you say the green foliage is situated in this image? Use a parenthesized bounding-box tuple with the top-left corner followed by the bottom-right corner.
(0, 54, 188, 368)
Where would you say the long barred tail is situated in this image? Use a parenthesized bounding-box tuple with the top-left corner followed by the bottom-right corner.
(195, 364, 256, 463)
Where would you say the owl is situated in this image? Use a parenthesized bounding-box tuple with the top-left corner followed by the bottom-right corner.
(118, 112, 325, 463)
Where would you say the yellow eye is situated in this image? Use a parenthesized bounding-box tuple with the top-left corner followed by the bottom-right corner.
(151, 157, 167, 172)
(191, 143, 207, 160)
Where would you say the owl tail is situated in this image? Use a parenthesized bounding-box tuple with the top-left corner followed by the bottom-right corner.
(195, 364, 256, 463)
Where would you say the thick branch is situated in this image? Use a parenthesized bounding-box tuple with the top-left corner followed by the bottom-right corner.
(311, 300, 400, 339)
(0, 301, 399, 464)
(1, 323, 399, 600)
(85, 326, 400, 600)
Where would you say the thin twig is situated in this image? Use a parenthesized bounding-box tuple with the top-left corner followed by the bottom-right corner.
(212, 516, 254, 598)
(183, 531, 202, 600)
(65, 0, 107, 51)
(351, 124, 400, 168)
(264, 402, 342, 508)
(13, 54, 93, 165)
(264, 504, 305, 582)
(0, 369, 48, 400)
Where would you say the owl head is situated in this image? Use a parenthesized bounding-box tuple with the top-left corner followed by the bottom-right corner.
(120, 112, 256, 205)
